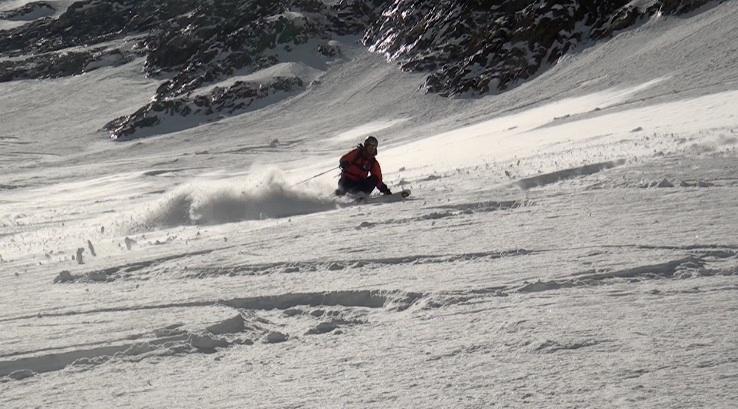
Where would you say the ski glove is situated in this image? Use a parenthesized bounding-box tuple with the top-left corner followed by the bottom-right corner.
(339, 161, 350, 170)
(381, 187, 392, 195)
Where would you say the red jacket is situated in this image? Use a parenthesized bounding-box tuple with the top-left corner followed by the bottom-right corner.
(339, 147, 388, 190)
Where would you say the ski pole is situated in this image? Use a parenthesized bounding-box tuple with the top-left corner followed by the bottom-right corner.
(292, 167, 337, 186)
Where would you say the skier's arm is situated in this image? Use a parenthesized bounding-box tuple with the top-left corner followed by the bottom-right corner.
(339, 149, 358, 169)
(372, 161, 391, 194)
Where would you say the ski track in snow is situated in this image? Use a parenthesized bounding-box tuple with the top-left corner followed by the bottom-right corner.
(2, 148, 737, 407)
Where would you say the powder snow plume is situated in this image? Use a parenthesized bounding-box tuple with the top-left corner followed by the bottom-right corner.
(134, 169, 338, 230)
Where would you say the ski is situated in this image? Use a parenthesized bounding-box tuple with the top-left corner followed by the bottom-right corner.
(352, 190, 411, 205)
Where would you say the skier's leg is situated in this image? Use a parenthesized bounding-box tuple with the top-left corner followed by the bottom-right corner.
(338, 178, 361, 195)
(357, 176, 379, 195)
(336, 178, 348, 196)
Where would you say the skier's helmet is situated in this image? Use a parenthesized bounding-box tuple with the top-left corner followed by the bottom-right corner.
(364, 136, 378, 147)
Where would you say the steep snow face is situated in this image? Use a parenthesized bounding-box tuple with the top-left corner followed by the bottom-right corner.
(0, 1, 737, 408)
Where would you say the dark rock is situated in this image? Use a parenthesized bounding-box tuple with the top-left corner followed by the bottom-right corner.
(365, 0, 635, 96)
(0, 0, 200, 56)
(647, 0, 714, 15)
(0, 47, 137, 82)
(105, 76, 304, 139)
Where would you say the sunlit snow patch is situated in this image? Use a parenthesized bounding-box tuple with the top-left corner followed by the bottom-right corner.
(329, 118, 411, 143)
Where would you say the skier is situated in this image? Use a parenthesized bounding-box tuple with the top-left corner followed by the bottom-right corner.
(335, 136, 392, 196)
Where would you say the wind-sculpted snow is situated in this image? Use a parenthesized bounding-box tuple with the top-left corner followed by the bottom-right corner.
(516, 251, 738, 293)
(0, 289, 421, 379)
(20, 237, 735, 380)
(516, 159, 626, 189)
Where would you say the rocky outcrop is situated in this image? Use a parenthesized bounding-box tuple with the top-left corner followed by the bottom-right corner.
(0, 0, 383, 139)
(0, 1, 200, 56)
(0, 0, 191, 80)
(103, 0, 382, 138)
(0, 0, 721, 139)
(0, 48, 136, 82)
(104, 77, 305, 140)
(363, 0, 718, 96)
(140, 0, 384, 100)
(654, 0, 715, 15)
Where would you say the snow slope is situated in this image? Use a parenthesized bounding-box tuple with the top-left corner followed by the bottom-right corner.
(0, 1, 737, 408)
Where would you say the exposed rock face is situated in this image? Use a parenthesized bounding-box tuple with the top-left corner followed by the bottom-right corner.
(363, 0, 716, 96)
(102, 0, 384, 139)
(0, 0, 720, 139)
(0, 0, 193, 81)
(104, 76, 305, 140)
(0, 48, 136, 82)
(0, 1, 200, 56)
(0, 2, 55, 21)
(140, 0, 382, 100)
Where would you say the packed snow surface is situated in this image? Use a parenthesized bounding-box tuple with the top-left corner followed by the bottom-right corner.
(0, 2, 737, 408)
